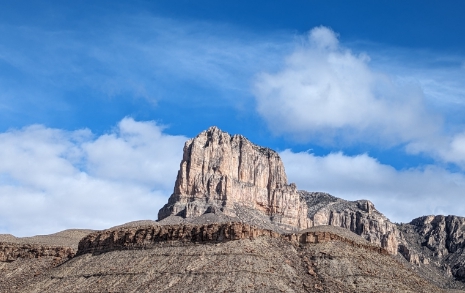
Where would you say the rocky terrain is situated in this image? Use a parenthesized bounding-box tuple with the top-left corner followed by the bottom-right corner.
(2, 223, 446, 293)
(0, 229, 93, 292)
(1, 126, 465, 292)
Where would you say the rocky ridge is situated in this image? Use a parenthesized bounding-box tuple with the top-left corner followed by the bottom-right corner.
(397, 215, 465, 290)
(300, 191, 398, 255)
(0, 229, 92, 293)
(6, 224, 446, 293)
(77, 222, 388, 256)
(0, 242, 74, 263)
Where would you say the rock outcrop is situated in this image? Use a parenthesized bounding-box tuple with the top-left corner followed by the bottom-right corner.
(397, 215, 465, 290)
(0, 242, 75, 262)
(301, 191, 398, 255)
(0, 242, 76, 293)
(158, 126, 310, 230)
(77, 223, 388, 256)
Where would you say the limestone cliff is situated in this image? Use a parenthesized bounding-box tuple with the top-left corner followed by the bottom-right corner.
(158, 126, 310, 230)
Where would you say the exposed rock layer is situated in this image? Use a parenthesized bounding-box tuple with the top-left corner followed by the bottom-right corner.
(77, 223, 388, 256)
(0, 242, 76, 293)
(0, 242, 75, 262)
(11, 224, 445, 293)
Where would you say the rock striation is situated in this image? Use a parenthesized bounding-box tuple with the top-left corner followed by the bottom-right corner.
(0, 242, 75, 262)
(158, 126, 310, 230)
(77, 223, 389, 256)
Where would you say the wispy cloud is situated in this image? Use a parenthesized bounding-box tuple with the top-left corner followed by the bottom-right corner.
(0, 16, 291, 129)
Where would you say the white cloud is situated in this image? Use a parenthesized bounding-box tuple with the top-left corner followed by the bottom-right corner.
(308, 26, 339, 51)
(280, 149, 465, 223)
(254, 26, 440, 145)
(84, 118, 184, 190)
(0, 118, 186, 236)
(407, 131, 465, 168)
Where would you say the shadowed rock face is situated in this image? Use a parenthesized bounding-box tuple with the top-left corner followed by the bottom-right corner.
(158, 126, 310, 230)
(397, 215, 465, 289)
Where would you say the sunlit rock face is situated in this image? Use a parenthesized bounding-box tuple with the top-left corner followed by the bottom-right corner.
(157, 126, 310, 230)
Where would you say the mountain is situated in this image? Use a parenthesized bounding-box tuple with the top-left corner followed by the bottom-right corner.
(1, 126, 464, 292)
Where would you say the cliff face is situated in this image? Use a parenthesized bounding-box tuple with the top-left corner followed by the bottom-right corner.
(301, 192, 398, 255)
(397, 215, 465, 288)
(158, 126, 310, 230)
(77, 223, 388, 256)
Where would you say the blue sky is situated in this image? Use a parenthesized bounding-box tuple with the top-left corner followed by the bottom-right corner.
(1, 1, 465, 236)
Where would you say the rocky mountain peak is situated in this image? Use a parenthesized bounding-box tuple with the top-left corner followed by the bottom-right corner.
(158, 126, 310, 230)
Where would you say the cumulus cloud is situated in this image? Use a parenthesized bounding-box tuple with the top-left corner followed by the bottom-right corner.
(280, 149, 465, 223)
(254, 26, 440, 145)
(0, 118, 186, 236)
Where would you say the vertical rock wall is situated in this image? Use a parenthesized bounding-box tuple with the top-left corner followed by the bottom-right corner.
(158, 126, 310, 229)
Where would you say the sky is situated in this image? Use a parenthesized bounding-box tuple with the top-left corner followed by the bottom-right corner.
(1, 0, 465, 236)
